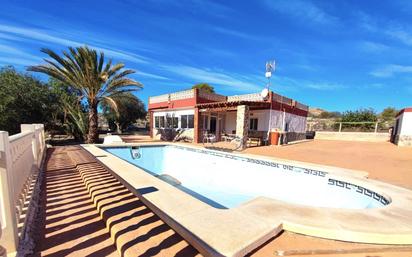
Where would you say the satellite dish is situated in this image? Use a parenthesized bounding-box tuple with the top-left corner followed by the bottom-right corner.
(260, 88, 269, 100)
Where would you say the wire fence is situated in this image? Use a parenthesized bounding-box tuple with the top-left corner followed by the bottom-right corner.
(307, 119, 393, 133)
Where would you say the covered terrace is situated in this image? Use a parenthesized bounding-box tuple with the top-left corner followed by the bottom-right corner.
(194, 97, 272, 148)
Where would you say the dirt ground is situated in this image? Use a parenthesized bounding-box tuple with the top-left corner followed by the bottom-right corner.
(243, 140, 412, 257)
(244, 140, 412, 190)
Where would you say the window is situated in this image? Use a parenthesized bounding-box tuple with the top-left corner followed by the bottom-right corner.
(188, 115, 194, 128)
(166, 116, 172, 128)
(181, 115, 188, 128)
(173, 117, 178, 128)
(166, 116, 178, 128)
(181, 115, 194, 129)
(249, 118, 258, 131)
(154, 116, 160, 128)
(159, 116, 165, 128)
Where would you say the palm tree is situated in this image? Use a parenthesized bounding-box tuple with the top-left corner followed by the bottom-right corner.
(28, 46, 142, 143)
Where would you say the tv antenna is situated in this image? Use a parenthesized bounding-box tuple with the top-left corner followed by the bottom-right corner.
(263, 60, 276, 140)
(265, 60, 275, 78)
(261, 60, 276, 99)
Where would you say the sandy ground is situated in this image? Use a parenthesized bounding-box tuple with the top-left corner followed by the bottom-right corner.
(243, 140, 412, 257)
(244, 140, 412, 190)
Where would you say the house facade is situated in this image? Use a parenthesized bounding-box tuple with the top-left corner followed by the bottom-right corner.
(392, 107, 412, 147)
(148, 88, 309, 145)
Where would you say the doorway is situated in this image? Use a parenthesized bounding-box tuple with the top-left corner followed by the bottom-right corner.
(210, 116, 217, 134)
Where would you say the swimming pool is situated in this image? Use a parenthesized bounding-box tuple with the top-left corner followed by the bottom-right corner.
(104, 145, 389, 209)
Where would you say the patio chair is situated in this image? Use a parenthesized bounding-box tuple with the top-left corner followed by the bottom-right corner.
(221, 132, 236, 142)
(202, 131, 216, 144)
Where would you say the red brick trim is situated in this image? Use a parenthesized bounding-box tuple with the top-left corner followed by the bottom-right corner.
(148, 98, 197, 110)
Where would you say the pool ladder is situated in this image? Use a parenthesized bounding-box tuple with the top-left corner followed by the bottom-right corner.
(130, 146, 141, 159)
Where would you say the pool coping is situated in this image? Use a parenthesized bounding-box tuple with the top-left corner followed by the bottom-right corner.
(81, 143, 412, 257)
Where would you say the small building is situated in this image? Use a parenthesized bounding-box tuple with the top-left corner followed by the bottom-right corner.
(392, 107, 412, 147)
(148, 88, 309, 146)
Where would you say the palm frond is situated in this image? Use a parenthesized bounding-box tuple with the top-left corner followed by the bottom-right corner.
(28, 45, 143, 143)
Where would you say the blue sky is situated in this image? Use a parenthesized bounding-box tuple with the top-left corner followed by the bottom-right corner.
(1, 0, 411, 112)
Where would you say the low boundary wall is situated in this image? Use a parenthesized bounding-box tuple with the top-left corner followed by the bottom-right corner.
(0, 124, 46, 256)
(315, 131, 390, 142)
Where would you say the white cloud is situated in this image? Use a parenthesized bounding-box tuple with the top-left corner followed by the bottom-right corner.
(162, 64, 264, 92)
(358, 41, 389, 53)
(385, 26, 412, 46)
(370, 64, 412, 77)
(135, 70, 169, 80)
(0, 56, 37, 66)
(0, 44, 40, 61)
(356, 12, 412, 47)
(212, 27, 255, 40)
(263, 0, 338, 25)
(304, 83, 345, 90)
(0, 23, 148, 64)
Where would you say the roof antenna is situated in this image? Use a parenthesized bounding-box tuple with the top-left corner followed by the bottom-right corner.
(263, 60, 276, 142)
(261, 60, 275, 99)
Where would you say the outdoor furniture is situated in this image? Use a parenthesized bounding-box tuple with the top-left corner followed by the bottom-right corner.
(247, 137, 261, 147)
(221, 133, 236, 142)
(247, 131, 266, 146)
(103, 134, 125, 145)
(202, 131, 216, 144)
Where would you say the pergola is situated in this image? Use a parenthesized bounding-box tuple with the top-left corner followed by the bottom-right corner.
(194, 100, 271, 148)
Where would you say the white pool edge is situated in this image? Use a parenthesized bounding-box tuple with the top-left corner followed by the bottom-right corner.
(81, 143, 412, 257)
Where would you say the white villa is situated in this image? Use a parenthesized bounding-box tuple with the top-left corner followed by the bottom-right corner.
(148, 88, 309, 145)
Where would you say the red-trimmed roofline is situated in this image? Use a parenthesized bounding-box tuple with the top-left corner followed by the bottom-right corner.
(396, 107, 412, 118)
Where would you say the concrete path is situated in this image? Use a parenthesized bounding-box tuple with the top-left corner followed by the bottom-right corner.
(35, 146, 118, 256)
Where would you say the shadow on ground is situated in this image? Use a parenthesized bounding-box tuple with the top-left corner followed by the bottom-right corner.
(32, 146, 200, 257)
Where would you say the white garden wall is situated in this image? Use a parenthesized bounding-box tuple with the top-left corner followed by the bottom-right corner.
(0, 124, 46, 255)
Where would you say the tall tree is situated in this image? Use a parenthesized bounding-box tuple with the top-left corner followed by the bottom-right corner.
(0, 66, 53, 134)
(379, 107, 398, 123)
(28, 46, 142, 143)
(102, 92, 146, 133)
(192, 83, 215, 93)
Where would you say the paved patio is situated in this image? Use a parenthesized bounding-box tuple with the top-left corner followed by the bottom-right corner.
(34, 146, 199, 257)
(34, 139, 412, 256)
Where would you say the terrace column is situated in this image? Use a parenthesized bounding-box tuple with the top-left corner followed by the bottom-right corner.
(194, 108, 201, 143)
(236, 105, 249, 149)
(149, 111, 154, 138)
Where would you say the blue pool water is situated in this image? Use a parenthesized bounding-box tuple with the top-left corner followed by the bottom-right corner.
(104, 145, 389, 209)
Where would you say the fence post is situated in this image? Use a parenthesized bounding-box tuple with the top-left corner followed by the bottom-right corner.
(338, 122, 342, 132)
(0, 131, 19, 254)
(21, 124, 38, 170)
(374, 122, 378, 133)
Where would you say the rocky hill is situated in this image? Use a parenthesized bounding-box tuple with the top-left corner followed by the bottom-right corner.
(308, 107, 326, 117)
